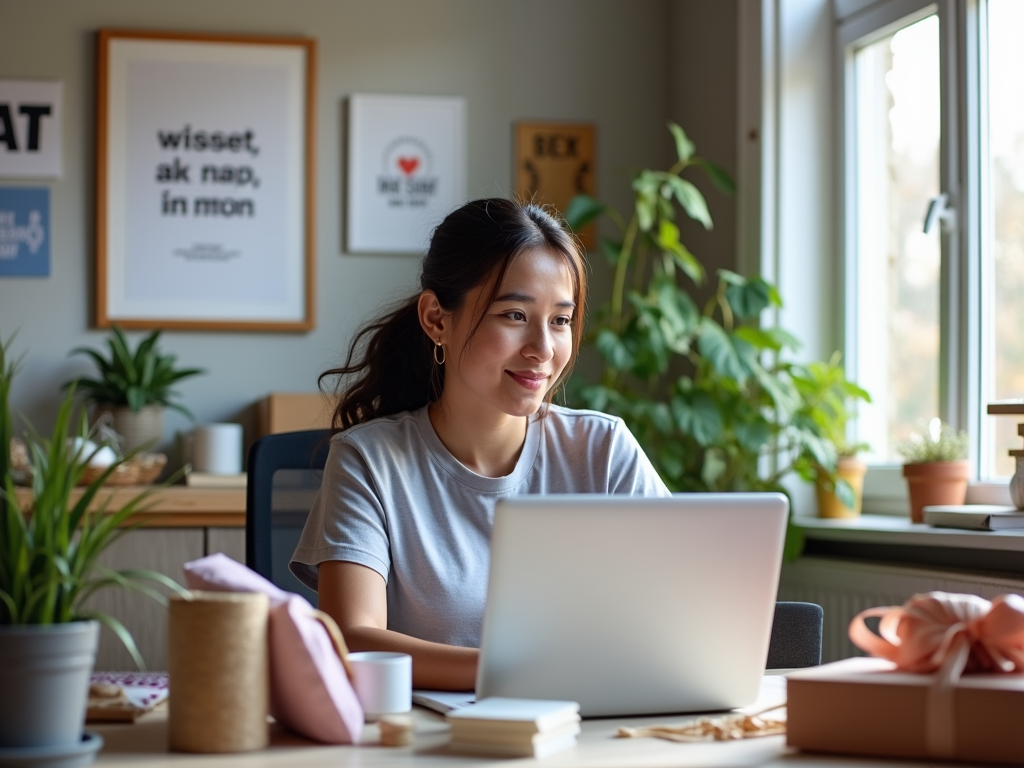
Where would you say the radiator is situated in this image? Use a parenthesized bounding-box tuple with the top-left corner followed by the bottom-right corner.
(778, 557, 1024, 663)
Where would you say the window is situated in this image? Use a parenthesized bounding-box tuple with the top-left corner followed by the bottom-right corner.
(839, 0, 1023, 489)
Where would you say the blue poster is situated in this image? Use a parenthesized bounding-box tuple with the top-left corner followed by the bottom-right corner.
(0, 187, 50, 277)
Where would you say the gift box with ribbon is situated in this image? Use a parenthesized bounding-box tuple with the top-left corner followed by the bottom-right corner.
(786, 592, 1024, 764)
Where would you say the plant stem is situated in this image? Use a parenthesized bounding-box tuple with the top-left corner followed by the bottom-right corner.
(611, 216, 639, 334)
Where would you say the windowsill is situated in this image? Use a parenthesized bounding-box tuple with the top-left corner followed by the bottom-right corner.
(794, 513, 1024, 552)
(792, 514, 1024, 576)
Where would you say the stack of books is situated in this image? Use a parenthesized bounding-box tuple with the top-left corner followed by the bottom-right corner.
(446, 697, 581, 758)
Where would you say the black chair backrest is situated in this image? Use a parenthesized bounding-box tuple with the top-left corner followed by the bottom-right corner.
(767, 601, 823, 669)
(246, 429, 332, 606)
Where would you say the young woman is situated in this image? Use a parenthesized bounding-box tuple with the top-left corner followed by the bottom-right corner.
(290, 198, 668, 690)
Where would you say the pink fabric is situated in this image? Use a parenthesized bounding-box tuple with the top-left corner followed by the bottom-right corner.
(183, 553, 364, 744)
(848, 591, 1024, 759)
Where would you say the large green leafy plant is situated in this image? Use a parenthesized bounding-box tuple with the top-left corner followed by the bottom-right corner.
(565, 123, 869, 505)
(1, 333, 184, 667)
(65, 325, 204, 415)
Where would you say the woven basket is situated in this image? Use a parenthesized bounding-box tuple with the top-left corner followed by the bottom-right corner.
(78, 453, 167, 486)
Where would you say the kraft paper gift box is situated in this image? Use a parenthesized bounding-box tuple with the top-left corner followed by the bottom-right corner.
(786, 656, 1024, 764)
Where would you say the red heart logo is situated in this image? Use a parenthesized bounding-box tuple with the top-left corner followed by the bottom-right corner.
(397, 156, 420, 176)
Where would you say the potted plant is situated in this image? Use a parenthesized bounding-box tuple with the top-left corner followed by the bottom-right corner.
(64, 326, 204, 451)
(564, 124, 869, 533)
(790, 353, 872, 518)
(896, 418, 970, 523)
(1, 333, 184, 758)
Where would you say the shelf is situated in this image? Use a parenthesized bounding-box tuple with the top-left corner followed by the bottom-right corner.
(12, 485, 246, 527)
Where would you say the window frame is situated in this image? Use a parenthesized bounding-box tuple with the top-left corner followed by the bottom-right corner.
(833, 0, 1004, 511)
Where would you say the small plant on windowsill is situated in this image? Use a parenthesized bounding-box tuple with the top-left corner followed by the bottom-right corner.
(1, 332, 187, 750)
(789, 353, 872, 519)
(896, 418, 970, 523)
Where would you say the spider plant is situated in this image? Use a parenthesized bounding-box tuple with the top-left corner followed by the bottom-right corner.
(1, 332, 186, 668)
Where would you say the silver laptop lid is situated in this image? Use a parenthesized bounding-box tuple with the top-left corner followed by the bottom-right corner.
(475, 493, 788, 717)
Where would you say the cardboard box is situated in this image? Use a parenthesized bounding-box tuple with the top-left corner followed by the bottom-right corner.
(787, 657, 1024, 764)
(256, 392, 332, 436)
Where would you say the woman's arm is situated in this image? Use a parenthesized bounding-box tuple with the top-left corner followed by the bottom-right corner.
(317, 560, 478, 691)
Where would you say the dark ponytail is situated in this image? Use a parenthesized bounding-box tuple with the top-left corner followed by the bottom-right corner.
(321, 198, 586, 431)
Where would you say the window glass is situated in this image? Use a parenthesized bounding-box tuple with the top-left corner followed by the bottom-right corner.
(852, 15, 941, 463)
(983, 0, 1024, 479)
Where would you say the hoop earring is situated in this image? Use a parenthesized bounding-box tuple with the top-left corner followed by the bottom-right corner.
(433, 339, 446, 365)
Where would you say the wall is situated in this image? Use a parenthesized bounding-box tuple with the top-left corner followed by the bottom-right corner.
(0, 0, 692, 459)
(668, 0, 739, 297)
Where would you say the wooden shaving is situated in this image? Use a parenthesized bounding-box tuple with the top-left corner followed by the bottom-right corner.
(617, 703, 786, 743)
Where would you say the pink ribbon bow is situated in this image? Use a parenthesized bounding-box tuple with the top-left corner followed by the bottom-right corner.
(848, 591, 1024, 758)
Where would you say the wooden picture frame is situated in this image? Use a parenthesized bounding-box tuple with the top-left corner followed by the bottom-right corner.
(514, 121, 596, 248)
(95, 30, 316, 331)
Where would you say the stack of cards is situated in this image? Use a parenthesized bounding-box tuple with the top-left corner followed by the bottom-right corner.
(446, 697, 580, 758)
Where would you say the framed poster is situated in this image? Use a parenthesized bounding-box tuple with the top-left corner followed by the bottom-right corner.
(96, 30, 316, 331)
(0, 187, 50, 276)
(347, 94, 466, 253)
(514, 121, 596, 247)
(0, 80, 63, 179)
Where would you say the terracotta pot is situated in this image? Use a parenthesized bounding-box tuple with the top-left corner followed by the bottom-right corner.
(815, 456, 868, 518)
(902, 460, 969, 523)
(93, 403, 165, 452)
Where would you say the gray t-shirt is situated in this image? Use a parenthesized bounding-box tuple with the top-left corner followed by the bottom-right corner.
(290, 403, 669, 648)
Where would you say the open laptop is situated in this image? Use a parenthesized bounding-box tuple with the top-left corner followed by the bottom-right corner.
(421, 493, 787, 718)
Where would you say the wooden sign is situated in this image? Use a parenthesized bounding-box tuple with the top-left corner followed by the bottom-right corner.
(514, 122, 595, 248)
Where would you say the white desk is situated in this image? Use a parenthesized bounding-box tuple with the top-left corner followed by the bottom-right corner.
(88, 676, 958, 767)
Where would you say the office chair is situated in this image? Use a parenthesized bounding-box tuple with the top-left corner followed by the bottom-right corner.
(246, 428, 333, 606)
(247, 430, 824, 667)
(766, 601, 823, 669)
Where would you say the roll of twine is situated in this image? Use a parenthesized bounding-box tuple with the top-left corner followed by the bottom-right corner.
(168, 590, 270, 753)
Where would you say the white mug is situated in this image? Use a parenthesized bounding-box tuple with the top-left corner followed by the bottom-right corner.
(348, 651, 412, 720)
(191, 423, 243, 475)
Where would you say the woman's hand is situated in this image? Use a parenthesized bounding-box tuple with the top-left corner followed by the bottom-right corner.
(318, 560, 478, 691)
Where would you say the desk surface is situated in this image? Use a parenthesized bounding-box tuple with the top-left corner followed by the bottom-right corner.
(88, 677, 952, 767)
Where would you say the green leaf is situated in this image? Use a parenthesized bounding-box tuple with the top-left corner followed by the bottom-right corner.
(600, 237, 623, 267)
(667, 177, 712, 229)
(595, 329, 634, 371)
(633, 173, 659, 232)
(654, 220, 704, 282)
(783, 521, 805, 562)
(564, 194, 606, 232)
(668, 122, 695, 162)
(693, 157, 736, 194)
(725, 276, 779, 320)
(671, 390, 723, 446)
(700, 447, 727, 488)
(697, 321, 749, 384)
(735, 418, 773, 453)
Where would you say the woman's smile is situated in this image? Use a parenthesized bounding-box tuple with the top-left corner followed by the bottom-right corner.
(506, 369, 549, 390)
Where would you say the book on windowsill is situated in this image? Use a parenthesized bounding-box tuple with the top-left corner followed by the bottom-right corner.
(185, 471, 247, 488)
(446, 697, 580, 757)
(923, 504, 1024, 530)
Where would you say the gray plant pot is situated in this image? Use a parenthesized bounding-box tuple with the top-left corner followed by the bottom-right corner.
(0, 621, 99, 749)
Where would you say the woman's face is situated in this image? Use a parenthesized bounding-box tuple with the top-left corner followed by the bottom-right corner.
(440, 247, 576, 421)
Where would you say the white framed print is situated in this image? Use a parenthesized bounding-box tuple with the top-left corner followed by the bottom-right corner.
(96, 30, 316, 331)
(0, 80, 63, 179)
(346, 94, 466, 253)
